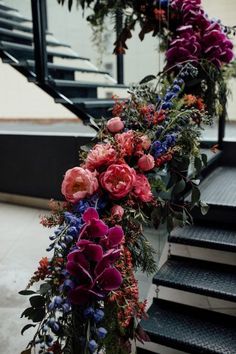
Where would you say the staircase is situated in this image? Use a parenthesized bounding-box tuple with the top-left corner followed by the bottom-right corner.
(0, 0, 128, 201)
(0, 0, 128, 122)
(139, 151, 236, 353)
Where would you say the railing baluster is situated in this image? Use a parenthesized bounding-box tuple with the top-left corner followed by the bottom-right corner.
(116, 10, 124, 85)
(31, 0, 48, 84)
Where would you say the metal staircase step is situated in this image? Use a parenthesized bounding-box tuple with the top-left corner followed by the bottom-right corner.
(54, 79, 127, 98)
(141, 298, 236, 354)
(0, 41, 89, 61)
(0, 8, 30, 22)
(193, 166, 236, 225)
(0, 27, 66, 47)
(54, 79, 127, 89)
(19, 60, 110, 79)
(169, 225, 236, 252)
(0, 3, 18, 12)
(0, 17, 33, 32)
(153, 256, 236, 302)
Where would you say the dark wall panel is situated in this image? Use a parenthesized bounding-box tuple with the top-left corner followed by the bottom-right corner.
(0, 134, 93, 199)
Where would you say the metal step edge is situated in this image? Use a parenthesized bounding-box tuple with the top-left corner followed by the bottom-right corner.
(0, 40, 89, 60)
(153, 256, 236, 302)
(141, 298, 236, 354)
(169, 225, 236, 252)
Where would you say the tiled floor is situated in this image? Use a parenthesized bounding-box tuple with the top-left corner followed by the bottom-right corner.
(0, 203, 50, 354)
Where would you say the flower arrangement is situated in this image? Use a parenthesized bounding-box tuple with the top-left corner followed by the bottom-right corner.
(20, 63, 213, 354)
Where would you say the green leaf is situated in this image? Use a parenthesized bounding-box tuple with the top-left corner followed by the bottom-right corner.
(32, 308, 46, 323)
(39, 283, 51, 296)
(21, 307, 34, 319)
(19, 290, 36, 296)
(200, 202, 209, 215)
(21, 324, 36, 336)
(172, 179, 186, 195)
(29, 295, 45, 308)
(21, 349, 31, 354)
(191, 187, 201, 206)
(201, 153, 208, 167)
(139, 75, 156, 85)
(166, 173, 178, 189)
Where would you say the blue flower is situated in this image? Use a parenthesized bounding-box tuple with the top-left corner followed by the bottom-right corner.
(67, 226, 78, 237)
(160, 0, 169, 7)
(84, 307, 95, 318)
(161, 101, 173, 110)
(172, 84, 181, 93)
(62, 302, 71, 313)
(94, 309, 104, 323)
(89, 340, 98, 353)
(97, 327, 107, 339)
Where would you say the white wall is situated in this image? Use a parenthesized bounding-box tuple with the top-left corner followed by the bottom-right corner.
(0, 59, 77, 119)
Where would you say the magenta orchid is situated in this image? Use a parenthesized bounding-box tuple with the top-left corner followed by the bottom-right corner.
(66, 208, 123, 305)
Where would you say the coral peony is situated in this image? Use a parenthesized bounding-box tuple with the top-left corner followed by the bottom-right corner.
(115, 130, 135, 156)
(138, 154, 155, 172)
(84, 143, 117, 171)
(133, 174, 153, 202)
(107, 117, 124, 133)
(61, 167, 98, 203)
(100, 164, 136, 199)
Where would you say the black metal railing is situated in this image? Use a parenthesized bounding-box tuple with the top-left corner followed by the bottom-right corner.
(31, 0, 48, 84)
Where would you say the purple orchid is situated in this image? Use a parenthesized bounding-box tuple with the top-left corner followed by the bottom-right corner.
(66, 209, 124, 305)
(67, 242, 122, 304)
(168, 0, 234, 69)
(166, 26, 201, 66)
(100, 226, 124, 249)
(79, 207, 109, 239)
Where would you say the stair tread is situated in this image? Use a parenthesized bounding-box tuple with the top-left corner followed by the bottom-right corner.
(200, 166, 236, 207)
(0, 17, 52, 34)
(0, 3, 18, 12)
(141, 298, 236, 354)
(0, 8, 30, 22)
(0, 27, 66, 46)
(0, 40, 89, 60)
(21, 60, 110, 75)
(153, 256, 236, 302)
(0, 17, 32, 32)
(55, 97, 119, 106)
(169, 225, 236, 251)
(54, 79, 128, 89)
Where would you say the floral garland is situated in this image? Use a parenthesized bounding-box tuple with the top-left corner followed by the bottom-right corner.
(20, 1, 234, 354)
(20, 63, 212, 354)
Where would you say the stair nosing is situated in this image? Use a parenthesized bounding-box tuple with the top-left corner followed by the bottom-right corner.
(153, 255, 236, 302)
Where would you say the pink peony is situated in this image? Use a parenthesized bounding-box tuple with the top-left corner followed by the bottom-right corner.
(100, 164, 136, 199)
(111, 205, 124, 220)
(107, 117, 124, 133)
(61, 167, 98, 203)
(138, 154, 155, 171)
(133, 174, 153, 202)
(84, 143, 117, 171)
(115, 130, 135, 156)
